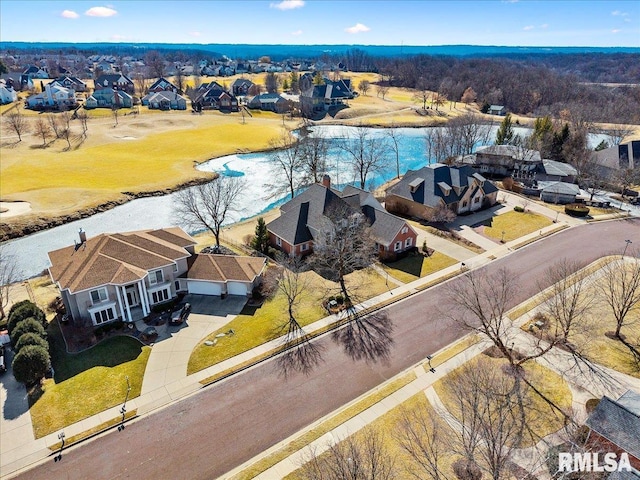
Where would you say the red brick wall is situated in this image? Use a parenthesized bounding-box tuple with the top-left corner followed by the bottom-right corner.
(588, 432, 640, 470)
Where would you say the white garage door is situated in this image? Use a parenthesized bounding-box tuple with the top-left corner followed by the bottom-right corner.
(227, 282, 248, 296)
(187, 281, 222, 296)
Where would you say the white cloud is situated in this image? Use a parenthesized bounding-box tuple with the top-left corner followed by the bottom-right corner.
(291, 29, 303, 36)
(85, 6, 117, 17)
(345, 23, 370, 34)
(270, 0, 304, 10)
(111, 34, 127, 40)
(611, 29, 622, 33)
(523, 25, 534, 31)
(540, 23, 548, 29)
(61, 10, 79, 19)
(189, 31, 201, 37)
(611, 10, 628, 16)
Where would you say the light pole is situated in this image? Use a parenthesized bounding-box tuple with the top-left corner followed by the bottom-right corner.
(54, 431, 65, 462)
(118, 376, 131, 431)
(622, 239, 632, 258)
(426, 355, 435, 373)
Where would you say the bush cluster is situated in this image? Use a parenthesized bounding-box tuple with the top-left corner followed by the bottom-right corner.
(564, 203, 590, 217)
(513, 205, 525, 213)
(94, 319, 125, 337)
(7, 301, 50, 386)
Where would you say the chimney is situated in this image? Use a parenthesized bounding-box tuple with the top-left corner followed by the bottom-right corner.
(321, 174, 331, 189)
(78, 228, 87, 244)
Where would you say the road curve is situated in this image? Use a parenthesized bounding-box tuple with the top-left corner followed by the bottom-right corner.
(15, 218, 639, 480)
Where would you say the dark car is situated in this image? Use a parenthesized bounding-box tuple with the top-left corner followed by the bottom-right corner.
(169, 303, 191, 325)
(0, 345, 6, 373)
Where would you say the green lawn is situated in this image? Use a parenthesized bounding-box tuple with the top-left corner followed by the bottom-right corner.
(29, 321, 150, 438)
(188, 268, 389, 375)
(482, 210, 553, 242)
(382, 251, 457, 284)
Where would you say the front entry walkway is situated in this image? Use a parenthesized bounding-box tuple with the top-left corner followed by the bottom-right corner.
(139, 295, 247, 396)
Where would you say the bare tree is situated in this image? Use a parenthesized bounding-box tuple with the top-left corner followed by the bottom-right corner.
(396, 405, 449, 480)
(300, 131, 329, 184)
(265, 72, 279, 94)
(358, 79, 370, 96)
(266, 130, 304, 200)
(430, 92, 446, 111)
(47, 113, 62, 138)
(76, 109, 89, 137)
(59, 126, 72, 150)
(385, 123, 402, 178)
(300, 427, 397, 480)
(613, 167, 640, 199)
(428, 204, 457, 224)
(173, 68, 185, 94)
(600, 125, 635, 146)
(595, 255, 640, 364)
(174, 175, 245, 249)
(376, 83, 390, 101)
(192, 71, 202, 91)
(6, 111, 29, 142)
(461, 87, 477, 105)
(341, 126, 390, 189)
(145, 50, 165, 78)
(33, 117, 51, 146)
(275, 257, 323, 377)
(0, 247, 20, 320)
(133, 72, 149, 98)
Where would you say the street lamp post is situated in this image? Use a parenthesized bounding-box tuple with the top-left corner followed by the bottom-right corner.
(118, 376, 131, 431)
(622, 239, 632, 258)
(54, 431, 65, 462)
(426, 355, 435, 373)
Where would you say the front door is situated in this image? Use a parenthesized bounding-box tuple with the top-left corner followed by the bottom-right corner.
(125, 286, 140, 307)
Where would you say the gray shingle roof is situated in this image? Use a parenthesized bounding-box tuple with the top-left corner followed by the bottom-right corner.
(267, 183, 413, 248)
(542, 159, 578, 177)
(388, 163, 497, 208)
(540, 181, 580, 195)
(585, 392, 640, 460)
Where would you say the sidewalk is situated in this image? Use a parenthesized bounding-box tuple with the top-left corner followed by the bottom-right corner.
(0, 214, 599, 478)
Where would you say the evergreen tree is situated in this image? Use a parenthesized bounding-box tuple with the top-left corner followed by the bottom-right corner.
(495, 113, 515, 145)
(289, 71, 300, 94)
(12, 345, 50, 386)
(251, 217, 270, 254)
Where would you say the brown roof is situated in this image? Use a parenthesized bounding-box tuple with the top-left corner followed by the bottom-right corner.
(48, 228, 196, 293)
(186, 254, 266, 283)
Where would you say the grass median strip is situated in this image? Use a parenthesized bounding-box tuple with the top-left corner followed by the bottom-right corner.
(48, 410, 137, 451)
(230, 371, 417, 480)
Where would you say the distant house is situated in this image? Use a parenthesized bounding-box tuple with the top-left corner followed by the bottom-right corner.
(585, 390, 640, 471)
(488, 105, 506, 116)
(47, 228, 267, 326)
(148, 77, 178, 93)
(193, 82, 238, 111)
(0, 82, 18, 104)
(85, 88, 133, 109)
(0, 73, 25, 91)
(24, 83, 77, 110)
(267, 176, 417, 260)
(300, 78, 357, 113)
(94, 73, 135, 94)
(50, 75, 87, 93)
(141, 90, 187, 110)
(539, 181, 581, 204)
(22, 65, 49, 79)
(385, 163, 499, 220)
(247, 93, 291, 113)
(231, 78, 254, 96)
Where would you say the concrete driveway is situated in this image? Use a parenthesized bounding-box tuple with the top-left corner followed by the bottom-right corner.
(139, 294, 248, 396)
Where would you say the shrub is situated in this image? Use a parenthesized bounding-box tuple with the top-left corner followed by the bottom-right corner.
(11, 318, 46, 347)
(565, 203, 590, 217)
(453, 458, 482, 480)
(12, 344, 50, 386)
(7, 301, 46, 334)
(14, 332, 49, 354)
(514, 205, 525, 213)
(335, 295, 344, 304)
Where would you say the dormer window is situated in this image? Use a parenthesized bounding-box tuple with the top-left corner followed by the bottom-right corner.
(409, 177, 424, 193)
(437, 182, 452, 197)
(149, 269, 164, 285)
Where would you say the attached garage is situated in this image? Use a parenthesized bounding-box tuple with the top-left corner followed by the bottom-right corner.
(187, 280, 222, 296)
(185, 254, 267, 298)
(227, 281, 249, 296)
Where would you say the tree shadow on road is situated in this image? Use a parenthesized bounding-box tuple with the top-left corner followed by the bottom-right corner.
(332, 309, 394, 365)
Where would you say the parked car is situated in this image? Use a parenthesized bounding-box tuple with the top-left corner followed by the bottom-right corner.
(169, 303, 191, 325)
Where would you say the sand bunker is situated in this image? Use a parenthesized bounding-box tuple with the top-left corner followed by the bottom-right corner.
(0, 201, 32, 218)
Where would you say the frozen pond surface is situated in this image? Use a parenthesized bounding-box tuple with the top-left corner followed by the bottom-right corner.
(3, 125, 610, 279)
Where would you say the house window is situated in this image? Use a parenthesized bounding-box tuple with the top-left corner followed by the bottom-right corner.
(276, 237, 282, 247)
(93, 307, 115, 325)
(301, 243, 309, 252)
(149, 269, 164, 285)
(474, 197, 481, 203)
(175, 281, 180, 291)
(394, 241, 402, 252)
(90, 287, 108, 304)
(151, 288, 170, 305)
(401, 226, 408, 234)
(405, 237, 413, 248)
(462, 201, 468, 208)
(173, 263, 178, 273)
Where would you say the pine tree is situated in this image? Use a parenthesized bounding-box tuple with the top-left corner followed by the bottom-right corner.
(495, 113, 515, 145)
(251, 217, 270, 254)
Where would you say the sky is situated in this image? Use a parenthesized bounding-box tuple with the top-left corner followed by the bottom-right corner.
(1, 0, 639, 47)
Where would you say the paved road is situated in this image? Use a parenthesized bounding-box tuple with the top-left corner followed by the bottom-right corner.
(14, 219, 639, 480)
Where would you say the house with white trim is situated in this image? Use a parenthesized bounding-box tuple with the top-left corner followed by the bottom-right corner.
(48, 227, 266, 327)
